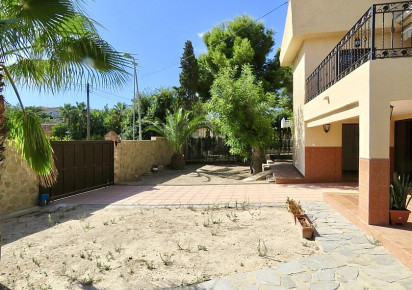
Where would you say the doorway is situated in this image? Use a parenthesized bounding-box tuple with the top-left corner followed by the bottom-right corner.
(395, 119, 412, 176)
(342, 124, 359, 181)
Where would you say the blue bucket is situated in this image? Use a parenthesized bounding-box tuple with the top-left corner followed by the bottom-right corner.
(39, 193, 50, 206)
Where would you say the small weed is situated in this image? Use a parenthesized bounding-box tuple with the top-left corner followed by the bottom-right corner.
(61, 262, 80, 283)
(78, 213, 86, 221)
(226, 212, 239, 222)
(81, 274, 95, 286)
(211, 215, 222, 225)
(211, 229, 218, 236)
(188, 205, 196, 212)
(103, 220, 109, 226)
(366, 235, 382, 246)
(258, 239, 268, 257)
(129, 267, 135, 275)
(240, 200, 250, 210)
(82, 222, 92, 230)
(19, 252, 24, 259)
(96, 261, 111, 272)
(197, 245, 207, 251)
(240, 262, 244, 267)
(27, 241, 33, 248)
(106, 251, 115, 261)
(249, 209, 262, 217)
(85, 250, 93, 260)
(160, 253, 174, 266)
(92, 238, 97, 244)
(39, 284, 52, 290)
(211, 203, 220, 211)
(110, 218, 116, 224)
(176, 240, 192, 252)
(145, 260, 156, 270)
(203, 218, 210, 227)
(114, 243, 124, 254)
(32, 257, 41, 267)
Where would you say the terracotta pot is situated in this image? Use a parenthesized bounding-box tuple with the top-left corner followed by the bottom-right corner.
(389, 209, 411, 225)
(296, 215, 314, 239)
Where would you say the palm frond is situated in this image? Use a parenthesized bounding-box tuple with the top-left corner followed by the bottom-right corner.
(7, 109, 57, 187)
(146, 108, 210, 153)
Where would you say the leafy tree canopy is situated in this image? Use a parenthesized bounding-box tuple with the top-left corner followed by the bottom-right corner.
(208, 65, 275, 172)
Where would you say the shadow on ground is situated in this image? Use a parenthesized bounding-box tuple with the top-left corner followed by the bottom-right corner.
(117, 163, 258, 186)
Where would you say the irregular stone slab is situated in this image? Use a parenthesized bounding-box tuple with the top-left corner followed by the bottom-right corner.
(355, 246, 387, 255)
(291, 272, 312, 283)
(309, 281, 339, 290)
(281, 276, 296, 289)
(368, 254, 398, 265)
(334, 265, 359, 280)
(332, 248, 359, 259)
(357, 275, 408, 290)
(338, 280, 366, 290)
(258, 286, 284, 290)
(300, 254, 344, 270)
(255, 268, 281, 285)
(313, 269, 335, 281)
(272, 261, 305, 275)
(361, 265, 412, 283)
(194, 278, 236, 290)
(350, 235, 373, 244)
(243, 286, 258, 290)
(228, 272, 249, 281)
(318, 241, 343, 252)
(399, 279, 412, 289)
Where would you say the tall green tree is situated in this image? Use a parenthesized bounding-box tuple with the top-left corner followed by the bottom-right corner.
(208, 65, 275, 173)
(178, 40, 199, 110)
(0, 0, 129, 182)
(198, 14, 274, 100)
(146, 108, 209, 170)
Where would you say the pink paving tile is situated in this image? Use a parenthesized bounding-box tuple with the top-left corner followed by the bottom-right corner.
(53, 183, 359, 207)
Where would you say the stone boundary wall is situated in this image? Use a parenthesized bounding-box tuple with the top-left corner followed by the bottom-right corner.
(0, 137, 173, 215)
(0, 145, 39, 216)
(114, 137, 173, 183)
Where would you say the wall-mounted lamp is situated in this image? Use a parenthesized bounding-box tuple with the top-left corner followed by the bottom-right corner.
(323, 124, 331, 133)
(390, 105, 394, 119)
(354, 37, 361, 48)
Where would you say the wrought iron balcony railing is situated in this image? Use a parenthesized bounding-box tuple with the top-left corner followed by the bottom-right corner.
(305, 1, 412, 103)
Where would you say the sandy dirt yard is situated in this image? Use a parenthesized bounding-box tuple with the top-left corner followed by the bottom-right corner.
(0, 204, 320, 289)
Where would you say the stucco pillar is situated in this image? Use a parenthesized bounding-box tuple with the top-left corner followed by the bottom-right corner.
(359, 97, 391, 225)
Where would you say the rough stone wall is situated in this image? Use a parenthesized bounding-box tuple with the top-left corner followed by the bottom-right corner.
(114, 137, 173, 182)
(0, 145, 39, 215)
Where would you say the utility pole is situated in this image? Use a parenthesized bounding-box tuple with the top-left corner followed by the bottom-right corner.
(86, 83, 90, 140)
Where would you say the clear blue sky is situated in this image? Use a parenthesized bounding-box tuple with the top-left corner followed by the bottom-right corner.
(13, 0, 288, 109)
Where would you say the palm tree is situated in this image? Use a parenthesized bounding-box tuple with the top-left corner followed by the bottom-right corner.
(0, 0, 129, 184)
(146, 108, 209, 170)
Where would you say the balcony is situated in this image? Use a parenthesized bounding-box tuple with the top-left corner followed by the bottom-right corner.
(306, 1, 412, 103)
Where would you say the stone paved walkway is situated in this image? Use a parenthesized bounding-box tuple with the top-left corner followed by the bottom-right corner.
(192, 202, 412, 290)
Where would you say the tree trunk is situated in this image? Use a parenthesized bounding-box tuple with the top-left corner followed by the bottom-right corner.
(0, 95, 8, 173)
(171, 151, 185, 170)
(250, 146, 262, 174)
